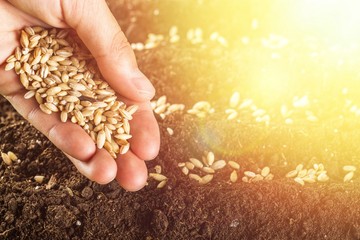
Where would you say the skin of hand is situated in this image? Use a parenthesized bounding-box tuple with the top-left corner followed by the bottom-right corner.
(0, 0, 160, 191)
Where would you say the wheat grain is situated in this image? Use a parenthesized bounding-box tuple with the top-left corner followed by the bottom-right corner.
(149, 173, 167, 181)
(343, 165, 356, 172)
(189, 158, 204, 168)
(1, 152, 12, 165)
(228, 161, 240, 170)
(230, 170, 238, 183)
(211, 160, 226, 170)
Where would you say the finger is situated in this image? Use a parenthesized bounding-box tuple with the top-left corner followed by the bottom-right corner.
(115, 151, 148, 191)
(65, 149, 117, 185)
(8, 0, 155, 102)
(116, 95, 160, 161)
(2, 71, 96, 161)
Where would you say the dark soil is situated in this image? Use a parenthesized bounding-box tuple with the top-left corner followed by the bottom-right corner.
(2, 1, 360, 239)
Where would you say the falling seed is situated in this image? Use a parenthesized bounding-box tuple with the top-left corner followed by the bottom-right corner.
(211, 160, 226, 170)
(182, 167, 189, 175)
(230, 170, 238, 183)
(261, 167, 270, 177)
(1, 152, 12, 165)
(149, 173, 167, 182)
(166, 127, 174, 136)
(189, 158, 204, 169)
(244, 171, 256, 178)
(286, 170, 298, 178)
(228, 161, 240, 170)
(343, 165, 356, 172)
(294, 177, 305, 186)
(344, 171, 354, 183)
(200, 174, 213, 184)
(34, 175, 45, 183)
(157, 180, 167, 189)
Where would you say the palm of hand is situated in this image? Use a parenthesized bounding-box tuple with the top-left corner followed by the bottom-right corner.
(0, 0, 160, 191)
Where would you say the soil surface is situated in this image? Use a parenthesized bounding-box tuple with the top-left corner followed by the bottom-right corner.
(2, 1, 360, 239)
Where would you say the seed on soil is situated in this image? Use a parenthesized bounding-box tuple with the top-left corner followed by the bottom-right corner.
(230, 170, 238, 183)
(344, 171, 354, 183)
(166, 127, 174, 135)
(199, 174, 213, 184)
(7, 151, 18, 161)
(202, 167, 215, 174)
(229, 92, 240, 108)
(317, 173, 329, 182)
(206, 152, 215, 166)
(244, 171, 256, 178)
(251, 174, 264, 182)
(296, 164, 303, 172)
(343, 165, 356, 172)
(261, 167, 270, 177)
(286, 170, 298, 178)
(5, 26, 137, 159)
(265, 173, 274, 181)
(228, 161, 240, 170)
(149, 173, 167, 182)
(211, 160, 226, 170)
(182, 166, 189, 175)
(154, 165, 162, 174)
(177, 162, 185, 167)
(1, 152, 12, 166)
(189, 158, 204, 168)
(189, 173, 202, 182)
(157, 180, 167, 189)
(294, 177, 305, 186)
(185, 162, 195, 170)
(34, 175, 45, 183)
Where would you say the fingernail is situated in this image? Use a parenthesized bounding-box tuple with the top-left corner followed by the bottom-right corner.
(132, 71, 155, 100)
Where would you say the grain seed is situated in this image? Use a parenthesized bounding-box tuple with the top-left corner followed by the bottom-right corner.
(202, 167, 215, 174)
(7, 151, 18, 161)
(182, 166, 189, 175)
(211, 160, 226, 170)
(1, 152, 12, 165)
(261, 167, 270, 177)
(294, 177, 305, 186)
(286, 170, 298, 178)
(157, 180, 167, 189)
(189, 173, 202, 182)
(189, 158, 204, 169)
(228, 161, 240, 170)
(149, 173, 167, 181)
(206, 152, 215, 166)
(166, 127, 174, 136)
(200, 174, 213, 184)
(244, 171, 256, 178)
(96, 130, 106, 149)
(185, 162, 195, 170)
(34, 175, 45, 183)
(317, 173, 329, 182)
(343, 165, 356, 172)
(230, 170, 238, 183)
(344, 171, 354, 182)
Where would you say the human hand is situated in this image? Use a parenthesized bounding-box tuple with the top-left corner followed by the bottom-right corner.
(0, 0, 160, 191)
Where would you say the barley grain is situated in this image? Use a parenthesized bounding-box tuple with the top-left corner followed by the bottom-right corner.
(189, 158, 204, 168)
(1, 152, 12, 165)
(228, 161, 240, 170)
(343, 165, 356, 172)
(344, 171, 354, 182)
(230, 170, 238, 183)
(211, 160, 226, 170)
(149, 173, 167, 181)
